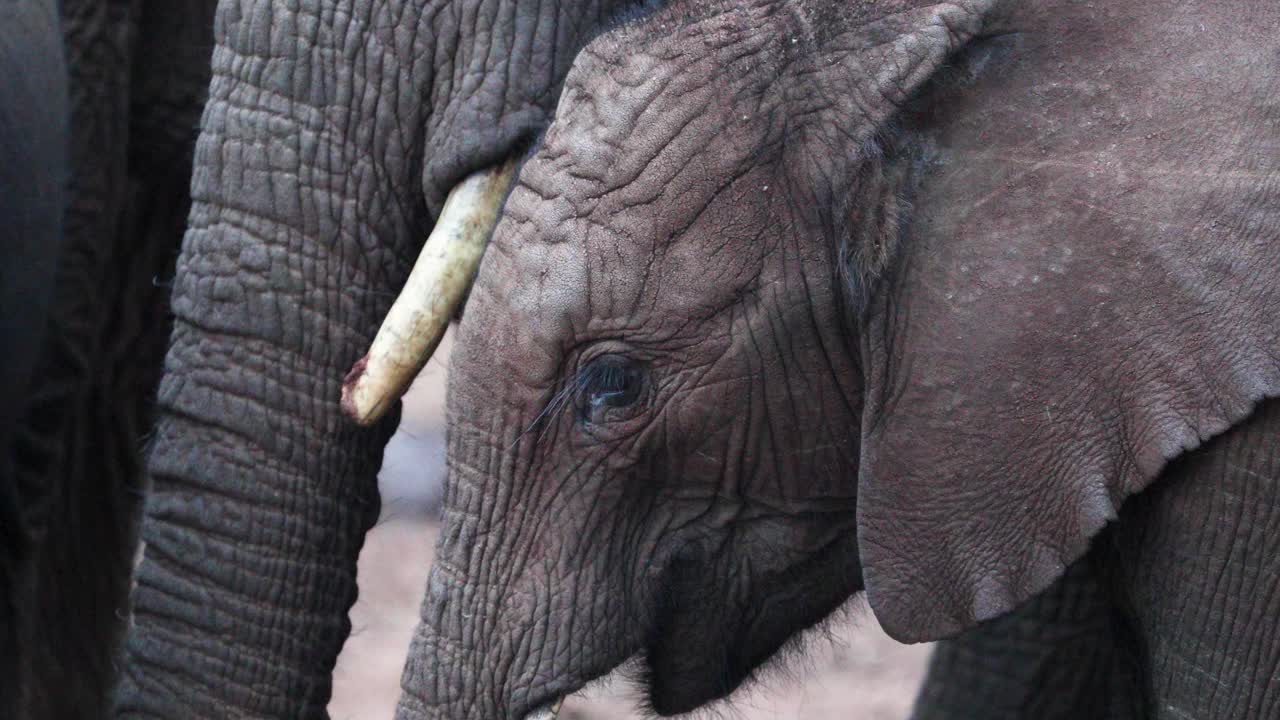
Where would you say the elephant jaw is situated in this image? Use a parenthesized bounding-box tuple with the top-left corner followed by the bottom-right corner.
(341, 161, 517, 425)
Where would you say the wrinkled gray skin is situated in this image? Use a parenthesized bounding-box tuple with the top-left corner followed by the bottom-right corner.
(119, 0, 1279, 719)
(117, 0, 640, 716)
(914, 399, 1280, 720)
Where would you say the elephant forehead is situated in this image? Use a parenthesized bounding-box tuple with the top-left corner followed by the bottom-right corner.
(463, 2, 811, 368)
(488, 151, 784, 349)
(514, 5, 787, 228)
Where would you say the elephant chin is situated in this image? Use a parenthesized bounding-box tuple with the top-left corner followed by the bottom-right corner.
(643, 536, 864, 716)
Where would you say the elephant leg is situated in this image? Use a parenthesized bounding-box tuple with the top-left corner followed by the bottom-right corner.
(1096, 397, 1280, 720)
(912, 554, 1145, 720)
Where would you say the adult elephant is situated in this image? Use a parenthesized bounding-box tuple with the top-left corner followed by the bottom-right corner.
(118, 2, 1279, 720)
(0, 0, 217, 717)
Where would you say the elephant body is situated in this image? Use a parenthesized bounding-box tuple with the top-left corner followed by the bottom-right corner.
(0, 2, 67, 713)
(0, 0, 215, 716)
(918, 398, 1280, 719)
(116, 0, 1279, 719)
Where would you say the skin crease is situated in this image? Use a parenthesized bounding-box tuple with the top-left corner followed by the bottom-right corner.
(401, 0, 1280, 718)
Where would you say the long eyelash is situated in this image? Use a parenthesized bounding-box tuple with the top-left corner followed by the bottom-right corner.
(510, 361, 635, 450)
(511, 362, 609, 450)
(512, 381, 579, 451)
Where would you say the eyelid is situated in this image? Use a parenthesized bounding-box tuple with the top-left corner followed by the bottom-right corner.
(519, 349, 650, 448)
(575, 354, 650, 427)
(576, 356, 636, 403)
(571, 339, 637, 369)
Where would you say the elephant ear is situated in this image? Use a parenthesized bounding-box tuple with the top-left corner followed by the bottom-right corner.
(854, 4, 1280, 641)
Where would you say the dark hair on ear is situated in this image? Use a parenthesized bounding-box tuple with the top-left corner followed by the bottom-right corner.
(833, 127, 915, 316)
(832, 32, 999, 318)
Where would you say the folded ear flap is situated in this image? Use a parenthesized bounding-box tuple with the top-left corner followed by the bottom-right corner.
(788, 0, 997, 130)
(777, 1, 1001, 303)
(853, 4, 1280, 641)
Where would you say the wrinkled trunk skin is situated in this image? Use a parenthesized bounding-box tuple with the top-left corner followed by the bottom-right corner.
(399, 431, 533, 719)
(397, 394, 644, 720)
(117, 1, 629, 715)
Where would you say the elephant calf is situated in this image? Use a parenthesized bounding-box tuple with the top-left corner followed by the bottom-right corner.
(118, 0, 1280, 718)
(375, 1, 1280, 717)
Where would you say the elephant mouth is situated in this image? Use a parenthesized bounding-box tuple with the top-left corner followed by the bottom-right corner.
(518, 651, 646, 719)
(524, 697, 564, 720)
(341, 159, 518, 425)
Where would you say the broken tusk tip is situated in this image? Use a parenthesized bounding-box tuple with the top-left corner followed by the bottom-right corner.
(339, 387, 367, 425)
(343, 354, 370, 386)
(341, 162, 514, 429)
(340, 358, 385, 426)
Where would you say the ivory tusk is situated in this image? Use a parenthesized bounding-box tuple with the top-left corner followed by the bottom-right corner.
(341, 161, 516, 425)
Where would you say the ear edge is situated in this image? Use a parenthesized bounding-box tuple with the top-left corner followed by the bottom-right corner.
(861, 346, 1280, 644)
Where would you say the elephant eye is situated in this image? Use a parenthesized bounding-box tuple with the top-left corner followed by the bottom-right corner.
(576, 355, 646, 425)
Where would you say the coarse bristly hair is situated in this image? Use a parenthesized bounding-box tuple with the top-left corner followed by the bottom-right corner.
(834, 37, 993, 319)
(833, 128, 916, 319)
(613, 593, 872, 719)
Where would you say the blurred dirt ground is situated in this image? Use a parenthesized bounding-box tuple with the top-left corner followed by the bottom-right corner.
(329, 334, 932, 719)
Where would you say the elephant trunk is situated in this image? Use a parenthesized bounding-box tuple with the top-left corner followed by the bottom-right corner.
(114, 2, 424, 714)
(116, 0, 637, 714)
(395, 430, 575, 720)
(394, 302, 648, 720)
